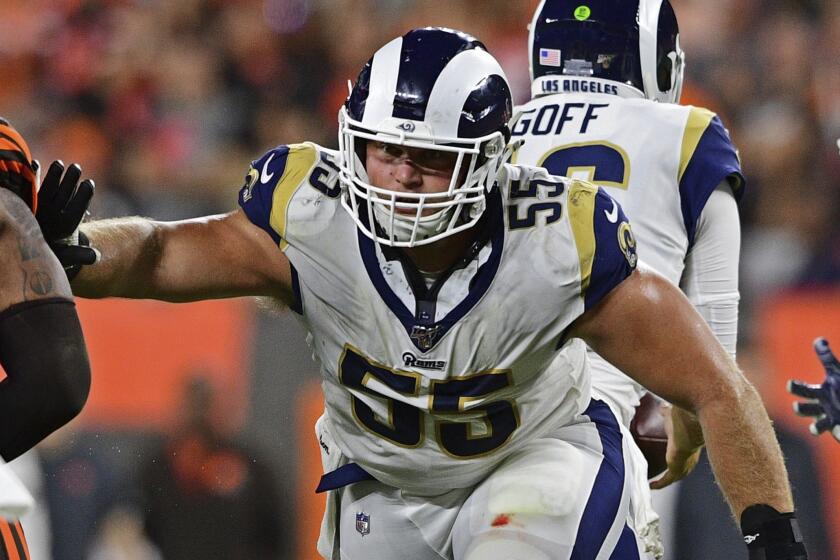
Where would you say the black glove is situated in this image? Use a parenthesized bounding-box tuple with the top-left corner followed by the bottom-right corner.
(741, 505, 808, 559)
(35, 160, 98, 280)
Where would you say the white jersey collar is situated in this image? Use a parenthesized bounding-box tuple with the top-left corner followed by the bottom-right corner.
(531, 75, 646, 101)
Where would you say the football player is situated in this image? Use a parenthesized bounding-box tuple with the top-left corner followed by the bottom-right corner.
(788, 338, 840, 442)
(0, 117, 94, 558)
(515, 0, 744, 555)
(59, 28, 803, 559)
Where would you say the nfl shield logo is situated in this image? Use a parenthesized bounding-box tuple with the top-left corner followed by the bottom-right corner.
(355, 512, 370, 536)
(410, 324, 441, 351)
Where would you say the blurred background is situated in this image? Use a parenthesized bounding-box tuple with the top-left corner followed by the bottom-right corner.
(1, 0, 839, 558)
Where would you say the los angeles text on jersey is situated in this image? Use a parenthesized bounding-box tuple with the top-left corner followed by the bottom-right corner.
(539, 77, 619, 96)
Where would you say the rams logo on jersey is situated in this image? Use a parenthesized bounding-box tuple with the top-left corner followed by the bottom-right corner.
(241, 167, 259, 202)
(402, 352, 447, 371)
(618, 221, 637, 268)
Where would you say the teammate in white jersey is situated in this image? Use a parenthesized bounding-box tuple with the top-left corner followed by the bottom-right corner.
(516, 1, 745, 555)
(58, 28, 804, 560)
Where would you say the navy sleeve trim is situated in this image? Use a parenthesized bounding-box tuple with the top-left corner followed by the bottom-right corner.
(238, 146, 291, 246)
(585, 188, 637, 311)
(679, 116, 744, 248)
(289, 263, 303, 315)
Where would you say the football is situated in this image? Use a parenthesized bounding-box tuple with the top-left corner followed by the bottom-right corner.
(630, 393, 669, 480)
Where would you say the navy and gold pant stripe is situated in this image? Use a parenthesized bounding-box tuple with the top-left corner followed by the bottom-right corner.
(0, 519, 29, 560)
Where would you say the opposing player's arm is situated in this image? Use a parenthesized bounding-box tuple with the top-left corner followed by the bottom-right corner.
(0, 189, 89, 461)
(73, 209, 294, 304)
(569, 268, 793, 518)
(0, 189, 72, 307)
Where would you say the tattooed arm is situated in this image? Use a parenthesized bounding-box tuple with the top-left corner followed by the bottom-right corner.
(0, 188, 90, 461)
(0, 189, 72, 306)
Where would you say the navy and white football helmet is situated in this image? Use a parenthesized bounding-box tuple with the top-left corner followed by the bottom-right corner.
(338, 27, 513, 247)
(529, 0, 684, 103)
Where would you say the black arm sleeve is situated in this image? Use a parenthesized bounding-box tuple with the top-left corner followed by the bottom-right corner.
(0, 298, 91, 461)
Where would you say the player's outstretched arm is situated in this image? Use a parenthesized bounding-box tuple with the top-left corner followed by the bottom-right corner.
(569, 268, 806, 558)
(73, 209, 294, 304)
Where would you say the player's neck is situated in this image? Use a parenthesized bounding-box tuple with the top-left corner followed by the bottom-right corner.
(399, 227, 478, 274)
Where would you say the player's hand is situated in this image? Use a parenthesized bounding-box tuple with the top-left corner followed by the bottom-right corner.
(649, 404, 704, 490)
(35, 160, 98, 280)
(787, 337, 840, 442)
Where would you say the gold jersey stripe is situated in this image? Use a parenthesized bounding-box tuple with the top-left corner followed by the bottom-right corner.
(678, 107, 715, 182)
(269, 143, 318, 250)
(567, 180, 599, 298)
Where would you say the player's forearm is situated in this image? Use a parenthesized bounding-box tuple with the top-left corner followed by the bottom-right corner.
(75, 211, 293, 302)
(696, 375, 794, 517)
(0, 190, 74, 308)
(74, 217, 163, 298)
(574, 271, 794, 517)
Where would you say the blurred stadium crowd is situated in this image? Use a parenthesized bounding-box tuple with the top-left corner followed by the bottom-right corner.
(1, 0, 839, 558)
(2, 0, 839, 330)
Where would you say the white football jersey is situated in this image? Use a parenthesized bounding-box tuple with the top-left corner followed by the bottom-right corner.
(239, 143, 638, 494)
(513, 89, 743, 423)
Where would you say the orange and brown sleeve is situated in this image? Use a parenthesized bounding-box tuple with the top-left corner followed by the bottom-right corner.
(0, 519, 30, 560)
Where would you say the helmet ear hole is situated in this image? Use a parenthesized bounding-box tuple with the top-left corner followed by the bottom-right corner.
(656, 55, 673, 92)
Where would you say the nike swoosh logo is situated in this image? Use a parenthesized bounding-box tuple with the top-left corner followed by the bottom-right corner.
(604, 199, 619, 223)
(261, 153, 275, 184)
